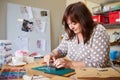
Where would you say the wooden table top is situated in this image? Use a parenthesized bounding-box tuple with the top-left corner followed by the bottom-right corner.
(1, 58, 120, 80)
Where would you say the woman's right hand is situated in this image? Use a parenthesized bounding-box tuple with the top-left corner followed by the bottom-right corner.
(44, 53, 56, 66)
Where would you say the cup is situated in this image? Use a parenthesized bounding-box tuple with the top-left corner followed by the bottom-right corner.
(12, 56, 23, 64)
(23, 56, 34, 63)
(110, 50, 117, 61)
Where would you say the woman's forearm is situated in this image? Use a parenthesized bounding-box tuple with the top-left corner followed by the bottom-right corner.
(68, 61, 86, 69)
(51, 50, 60, 59)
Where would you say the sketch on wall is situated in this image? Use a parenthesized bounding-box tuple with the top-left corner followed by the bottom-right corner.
(7, 3, 51, 56)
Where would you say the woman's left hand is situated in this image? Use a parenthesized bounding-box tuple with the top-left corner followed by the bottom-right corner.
(53, 58, 71, 68)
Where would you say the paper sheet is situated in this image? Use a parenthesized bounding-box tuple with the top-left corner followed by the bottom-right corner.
(37, 39, 46, 51)
(75, 67, 120, 78)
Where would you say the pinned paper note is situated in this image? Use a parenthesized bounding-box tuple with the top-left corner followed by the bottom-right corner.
(20, 6, 33, 19)
(20, 6, 29, 19)
(35, 19, 46, 32)
(32, 8, 41, 19)
(37, 39, 46, 51)
(26, 7, 33, 19)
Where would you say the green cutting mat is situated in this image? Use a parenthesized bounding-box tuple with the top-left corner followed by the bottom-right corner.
(32, 66, 75, 76)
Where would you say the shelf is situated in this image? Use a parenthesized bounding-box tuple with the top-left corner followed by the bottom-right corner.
(89, 0, 120, 5)
(110, 41, 120, 46)
(103, 23, 120, 29)
(91, 0, 120, 29)
(93, 8, 120, 15)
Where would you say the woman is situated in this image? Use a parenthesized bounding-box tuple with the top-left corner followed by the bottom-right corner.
(44, 1, 110, 69)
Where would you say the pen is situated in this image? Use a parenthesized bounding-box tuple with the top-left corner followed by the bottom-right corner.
(41, 62, 47, 64)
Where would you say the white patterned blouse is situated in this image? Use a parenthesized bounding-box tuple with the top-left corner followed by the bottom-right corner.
(55, 24, 110, 68)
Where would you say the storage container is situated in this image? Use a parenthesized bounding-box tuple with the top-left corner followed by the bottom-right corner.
(109, 11, 120, 24)
(92, 15, 109, 24)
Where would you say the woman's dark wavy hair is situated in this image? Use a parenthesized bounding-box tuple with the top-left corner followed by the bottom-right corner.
(62, 1, 97, 43)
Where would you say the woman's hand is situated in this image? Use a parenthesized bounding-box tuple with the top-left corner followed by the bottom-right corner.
(44, 53, 55, 66)
(53, 58, 72, 68)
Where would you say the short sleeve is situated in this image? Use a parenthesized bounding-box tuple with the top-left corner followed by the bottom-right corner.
(55, 33, 68, 57)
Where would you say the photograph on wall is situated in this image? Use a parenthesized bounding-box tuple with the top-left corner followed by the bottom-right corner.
(41, 11, 47, 16)
(21, 19, 34, 32)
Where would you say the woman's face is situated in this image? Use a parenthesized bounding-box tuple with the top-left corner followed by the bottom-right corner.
(67, 17, 82, 34)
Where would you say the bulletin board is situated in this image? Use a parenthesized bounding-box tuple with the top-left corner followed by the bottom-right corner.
(7, 3, 51, 55)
